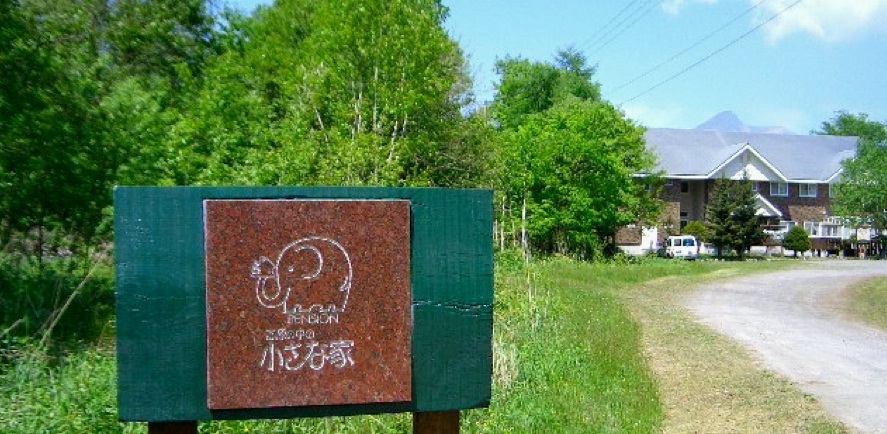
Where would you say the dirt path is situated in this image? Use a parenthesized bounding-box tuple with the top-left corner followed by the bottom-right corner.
(685, 260, 887, 434)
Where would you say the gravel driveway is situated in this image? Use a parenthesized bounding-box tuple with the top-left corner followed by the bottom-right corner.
(685, 260, 887, 434)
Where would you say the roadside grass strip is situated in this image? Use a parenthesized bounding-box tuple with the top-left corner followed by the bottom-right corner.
(621, 266, 851, 434)
(846, 277, 887, 332)
(464, 256, 663, 433)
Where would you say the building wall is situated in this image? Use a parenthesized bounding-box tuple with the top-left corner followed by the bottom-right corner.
(616, 226, 642, 245)
(618, 180, 837, 249)
(756, 182, 831, 223)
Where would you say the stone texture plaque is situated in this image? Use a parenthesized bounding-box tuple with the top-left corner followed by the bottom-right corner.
(203, 200, 411, 410)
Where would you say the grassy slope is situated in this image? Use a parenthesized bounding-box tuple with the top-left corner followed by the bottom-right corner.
(846, 277, 887, 331)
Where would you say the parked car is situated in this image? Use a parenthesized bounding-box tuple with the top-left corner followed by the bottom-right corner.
(665, 235, 699, 259)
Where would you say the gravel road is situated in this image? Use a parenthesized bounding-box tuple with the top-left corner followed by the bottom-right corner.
(685, 260, 887, 434)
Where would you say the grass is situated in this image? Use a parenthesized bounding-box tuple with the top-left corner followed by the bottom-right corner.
(0, 253, 853, 433)
(846, 277, 887, 331)
(461, 254, 666, 433)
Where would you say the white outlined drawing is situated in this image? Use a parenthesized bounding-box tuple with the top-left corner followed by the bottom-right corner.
(250, 237, 353, 315)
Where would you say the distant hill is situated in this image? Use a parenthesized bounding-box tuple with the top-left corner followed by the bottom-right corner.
(696, 111, 795, 135)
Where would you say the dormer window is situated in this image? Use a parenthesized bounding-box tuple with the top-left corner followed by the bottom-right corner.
(770, 182, 788, 197)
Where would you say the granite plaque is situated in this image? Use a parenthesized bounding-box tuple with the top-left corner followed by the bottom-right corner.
(203, 200, 412, 410)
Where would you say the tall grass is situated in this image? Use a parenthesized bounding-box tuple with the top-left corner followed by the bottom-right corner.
(0, 343, 142, 433)
(460, 254, 702, 433)
(0, 252, 115, 350)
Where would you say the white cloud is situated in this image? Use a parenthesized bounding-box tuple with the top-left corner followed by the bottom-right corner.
(662, 0, 719, 15)
(757, 0, 887, 43)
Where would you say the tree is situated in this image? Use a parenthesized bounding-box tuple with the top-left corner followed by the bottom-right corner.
(493, 50, 659, 258)
(783, 225, 811, 258)
(815, 111, 887, 231)
(0, 0, 110, 253)
(814, 111, 887, 143)
(499, 98, 658, 258)
(682, 220, 712, 243)
(492, 48, 601, 130)
(706, 179, 766, 259)
(162, 0, 476, 188)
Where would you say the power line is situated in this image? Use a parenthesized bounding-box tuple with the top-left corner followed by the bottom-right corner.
(586, 0, 660, 55)
(583, 0, 655, 53)
(578, 1, 641, 50)
(619, 0, 803, 106)
(611, 0, 771, 95)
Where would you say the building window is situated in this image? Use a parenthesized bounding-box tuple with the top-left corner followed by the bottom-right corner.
(829, 184, 836, 198)
(799, 184, 818, 198)
(770, 182, 788, 197)
(664, 179, 673, 186)
(803, 221, 815, 235)
(680, 211, 688, 229)
(750, 182, 758, 192)
(681, 181, 689, 193)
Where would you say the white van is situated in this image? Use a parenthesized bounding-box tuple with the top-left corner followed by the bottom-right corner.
(665, 235, 699, 259)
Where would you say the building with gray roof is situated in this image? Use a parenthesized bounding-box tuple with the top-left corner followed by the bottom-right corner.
(618, 128, 860, 255)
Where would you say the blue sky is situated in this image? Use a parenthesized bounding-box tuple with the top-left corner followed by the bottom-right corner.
(228, 0, 887, 134)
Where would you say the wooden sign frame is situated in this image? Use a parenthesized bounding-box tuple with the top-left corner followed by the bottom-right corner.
(114, 187, 493, 422)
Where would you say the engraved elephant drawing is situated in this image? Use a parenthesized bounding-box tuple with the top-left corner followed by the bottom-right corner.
(250, 237, 352, 314)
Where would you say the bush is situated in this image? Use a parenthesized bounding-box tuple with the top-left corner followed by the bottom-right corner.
(783, 226, 811, 257)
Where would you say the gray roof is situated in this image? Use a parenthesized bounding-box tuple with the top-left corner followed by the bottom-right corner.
(644, 128, 859, 182)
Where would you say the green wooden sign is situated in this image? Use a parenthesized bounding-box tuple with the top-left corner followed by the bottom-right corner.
(114, 187, 493, 421)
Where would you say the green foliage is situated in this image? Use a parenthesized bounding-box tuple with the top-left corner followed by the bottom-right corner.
(492, 48, 601, 130)
(816, 112, 887, 231)
(493, 51, 659, 257)
(0, 252, 114, 347)
(834, 141, 887, 231)
(814, 111, 887, 143)
(783, 225, 811, 257)
(499, 99, 657, 257)
(682, 220, 712, 242)
(816, 112, 887, 230)
(706, 179, 766, 259)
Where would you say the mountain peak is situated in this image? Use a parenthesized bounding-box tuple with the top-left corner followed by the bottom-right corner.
(696, 111, 794, 135)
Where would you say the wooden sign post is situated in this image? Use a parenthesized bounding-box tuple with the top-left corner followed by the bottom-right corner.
(115, 187, 493, 433)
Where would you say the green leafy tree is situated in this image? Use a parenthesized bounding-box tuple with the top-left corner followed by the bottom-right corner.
(682, 220, 712, 243)
(815, 111, 887, 231)
(493, 50, 658, 257)
(499, 98, 657, 257)
(0, 0, 110, 253)
(814, 111, 887, 143)
(492, 48, 601, 130)
(783, 225, 811, 258)
(162, 0, 477, 188)
(706, 179, 766, 259)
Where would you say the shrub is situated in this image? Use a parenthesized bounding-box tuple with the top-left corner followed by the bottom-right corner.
(783, 226, 812, 257)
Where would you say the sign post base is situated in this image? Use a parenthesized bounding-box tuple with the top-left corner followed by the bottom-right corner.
(147, 421, 197, 434)
(413, 411, 460, 434)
